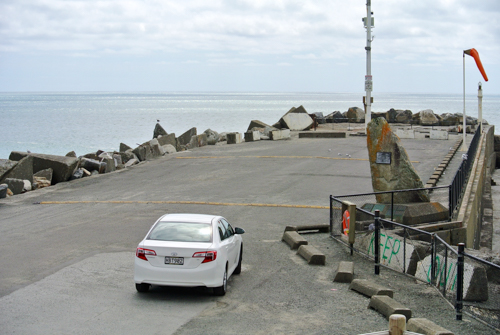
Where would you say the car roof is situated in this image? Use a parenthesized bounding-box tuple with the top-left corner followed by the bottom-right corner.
(158, 213, 221, 224)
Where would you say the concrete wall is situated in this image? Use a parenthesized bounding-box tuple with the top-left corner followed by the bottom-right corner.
(456, 125, 495, 249)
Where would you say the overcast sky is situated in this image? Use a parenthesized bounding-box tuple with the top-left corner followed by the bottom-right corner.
(1, 0, 498, 94)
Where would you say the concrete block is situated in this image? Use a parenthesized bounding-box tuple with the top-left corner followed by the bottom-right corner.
(282, 231, 308, 250)
(333, 261, 354, 283)
(297, 245, 325, 265)
(157, 133, 176, 147)
(8, 152, 78, 184)
(271, 129, 290, 140)
(368, 295, 412, 320)
(244, 131, 261, 142)
(395, 129, 415, 139)
(349, 279, 393, 298)
(247, 120, 272, 131)
(177, 127, 197, 147)
(407, 318, 454, 335)
(430, 129, 449, 140)
(0, 155, 33, 184)
(282, 113, 314, 130)
(414, 131, 429, 139)
(298, 132, 346, 138)
(0, 184, 7, 198)
(4, 178, 24, 195)
(284, 224, 329, 233)
(227, 132, 243, 144)
(415, 252, 488, 301)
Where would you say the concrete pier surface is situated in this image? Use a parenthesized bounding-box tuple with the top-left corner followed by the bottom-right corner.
(0, 125, 496, 334)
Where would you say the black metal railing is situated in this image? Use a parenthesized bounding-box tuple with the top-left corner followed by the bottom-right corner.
(449, 129, 481, 218)
(330, 200, 500, 328)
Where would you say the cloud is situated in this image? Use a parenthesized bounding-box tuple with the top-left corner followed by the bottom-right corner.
(0, 0, 498, 92)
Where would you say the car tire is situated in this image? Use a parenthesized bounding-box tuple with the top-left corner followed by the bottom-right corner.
(234, 244, 243, 275)
(136, 283, 150, 293)
(213, 266, 227, 296)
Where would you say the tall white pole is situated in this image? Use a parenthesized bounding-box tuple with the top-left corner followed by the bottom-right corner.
(478, 82, 483, 134)
(462, 53, 467, 151)
(364, 0, 373, 130)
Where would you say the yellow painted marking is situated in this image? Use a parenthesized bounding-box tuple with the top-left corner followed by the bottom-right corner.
(175, 156, 419, 163)
(37, 200, 329, 209)
(176, 155, 368, 161)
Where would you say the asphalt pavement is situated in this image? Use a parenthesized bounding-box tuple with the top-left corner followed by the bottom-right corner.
(0, 126, 495, 334)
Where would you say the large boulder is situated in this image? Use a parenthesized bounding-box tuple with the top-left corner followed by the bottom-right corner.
(80, 158, 101, 172)
(0, 184, 8, 198)
(278, 105, 312, 130)
(32, 176, 51, 190)
(204, 129, 220, 145)
(0, 159, 18, 178)
(367, 117, 429, 203)
(0, 155, 34, 184)
(395, 110, 413, 124)
(311, 112, 325, 124)
(177, 127, 197, 151)
(8, 152, 78, 185)
(4, 178, 24, 195)
(346, 107, 365, 123)
(325, 111, 345, 123)
(133, 139, 164, 161)
(247, 120, 272, 131)
(153, 123, 168, 139)
(440, 113, 460, 126)
(33, 168, 53, 184)
(276, 106, 314, 130)
(157, 133, 176, 147)
(415, 109, 439, 126)
(119, 143, 132, 152)
(162, 144, 177, 154)
(281, 113, 314, 130)
(115, 151, 137, 166)
(196, 133, 208, 147)
(385, 108, 399, 123)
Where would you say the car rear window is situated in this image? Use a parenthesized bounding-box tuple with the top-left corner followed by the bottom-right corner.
(148, 222, 213, 242)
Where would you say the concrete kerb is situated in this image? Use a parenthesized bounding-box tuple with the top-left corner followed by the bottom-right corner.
(407, 318, 454, 335)
(282, 231, 308, 250)
(284, 224, 330, 233)
(368, 295, 412, 321)
(425, 137, 463, 186)
(333, 261, 354, 283)
(349, 279, 394, 298)
(297, 245, 326, 265)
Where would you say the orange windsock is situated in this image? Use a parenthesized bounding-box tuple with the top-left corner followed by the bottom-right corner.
(464, 48, 488, 82)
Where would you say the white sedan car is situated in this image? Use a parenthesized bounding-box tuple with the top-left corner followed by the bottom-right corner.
(134, 213, 245, 296)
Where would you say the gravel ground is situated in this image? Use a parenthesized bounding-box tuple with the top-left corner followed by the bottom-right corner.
(174, 231, 497, 335)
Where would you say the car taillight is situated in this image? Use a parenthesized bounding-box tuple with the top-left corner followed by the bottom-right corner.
(192, 251, 217, 263)
(136, 248, 156, 261)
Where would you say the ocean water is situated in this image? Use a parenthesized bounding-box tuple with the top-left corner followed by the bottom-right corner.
(1, 92, 499, 160)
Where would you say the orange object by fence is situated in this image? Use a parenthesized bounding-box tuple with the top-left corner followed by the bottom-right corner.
(343, 210, 350, 235)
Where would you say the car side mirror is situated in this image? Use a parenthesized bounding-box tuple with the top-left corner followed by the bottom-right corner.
(234, 227, 245, 235)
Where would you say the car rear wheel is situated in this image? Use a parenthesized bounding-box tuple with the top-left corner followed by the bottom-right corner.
(234, 244, 243, 275)
(136, 283, 150, 293)
(213, 266, 227, 296)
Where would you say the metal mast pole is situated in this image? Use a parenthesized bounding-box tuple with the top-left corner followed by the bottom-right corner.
(364, 0, 373, 130)
(478, 82, 483, 133)
(461, 53, 467, 151)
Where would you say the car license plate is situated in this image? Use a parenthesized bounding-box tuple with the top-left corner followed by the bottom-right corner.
(165, 257, 184, 265)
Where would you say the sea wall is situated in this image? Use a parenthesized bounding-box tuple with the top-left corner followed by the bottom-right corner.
(456, 125, 495, 248)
